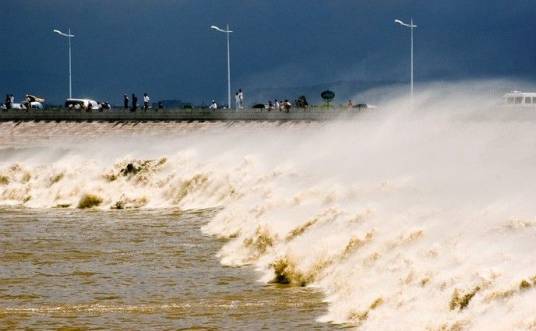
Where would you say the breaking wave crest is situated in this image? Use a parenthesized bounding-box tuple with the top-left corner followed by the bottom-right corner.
(3, 83, 536, 329)
(0, 155, 237, 210)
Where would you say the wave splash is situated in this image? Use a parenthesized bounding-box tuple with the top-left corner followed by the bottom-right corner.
(3, 83, 536, 329)
(0, 155, 237, 210)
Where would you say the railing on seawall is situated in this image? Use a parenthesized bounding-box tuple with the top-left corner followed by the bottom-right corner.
(0, 108, 364, 122)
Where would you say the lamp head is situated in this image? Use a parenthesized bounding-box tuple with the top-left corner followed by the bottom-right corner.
(53, 29, 75, 37)
(210, 25, 232, 33)
(394, 19, 417, 28)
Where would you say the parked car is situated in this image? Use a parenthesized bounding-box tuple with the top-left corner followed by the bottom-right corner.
(503, 91, 536, 107)
(25, 95, 44, 109)
(1, 101, 43, 110)
(65, 98, 99, 111)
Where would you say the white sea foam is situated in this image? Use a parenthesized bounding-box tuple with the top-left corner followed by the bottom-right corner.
(2, 81, 536, 329)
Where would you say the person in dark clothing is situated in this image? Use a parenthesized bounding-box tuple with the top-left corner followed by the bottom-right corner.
(131, 94, 138, 111)
(4, 95, 10, 110)
(100, 102, 111, 111)
(284, 99, 291, 113)
(158, 101, 163, 110)
(123, 94, 129, 109)
(24, 95, 33, 111)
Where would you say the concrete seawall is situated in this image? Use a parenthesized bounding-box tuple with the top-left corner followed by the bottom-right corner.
(0, 108, 362, 122)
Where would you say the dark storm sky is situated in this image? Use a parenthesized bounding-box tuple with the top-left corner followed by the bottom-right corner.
(1, 0, 535, 104)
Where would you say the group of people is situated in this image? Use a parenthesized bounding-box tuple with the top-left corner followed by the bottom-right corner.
(234, 89, 244, 109)
(267, 99, 292, 112)
(123, 93, 157, 111)
(2, 89, 356, 112)
(209, 88, 245, 111)
(208, 92, 294, 112)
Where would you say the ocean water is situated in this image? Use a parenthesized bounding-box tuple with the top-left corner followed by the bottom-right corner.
(3, 87, 536, 330)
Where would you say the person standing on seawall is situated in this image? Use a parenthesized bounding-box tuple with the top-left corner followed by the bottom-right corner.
(123, 94, 129, 110)
(4, 95, 10, 110)
(238, 89, 244, 109)
(24, 94, 32, 111)
(209, 100, 218, 110)
(131, 93, 138, 112)
(235, 92, 240, 110)
(143, 93, 150, 111)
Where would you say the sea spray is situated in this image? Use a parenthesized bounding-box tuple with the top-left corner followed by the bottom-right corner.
(2, 81, 536, 329)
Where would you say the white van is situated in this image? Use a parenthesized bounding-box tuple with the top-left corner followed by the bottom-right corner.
(503, 91, 536, 107)
(65, 98, 99, 111)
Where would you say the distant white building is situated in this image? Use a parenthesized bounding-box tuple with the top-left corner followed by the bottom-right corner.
(504, 91, 536, 106)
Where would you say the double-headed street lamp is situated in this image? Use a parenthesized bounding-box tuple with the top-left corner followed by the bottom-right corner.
(395, 19, 417, 104)
(210, 25, 233, 109)
(53, 28, 75, 99)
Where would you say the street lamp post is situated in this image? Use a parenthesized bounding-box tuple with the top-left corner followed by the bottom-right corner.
(394, 19, 417, 104)
(53, 28, 75, 99)
(210, 25, 233, 109)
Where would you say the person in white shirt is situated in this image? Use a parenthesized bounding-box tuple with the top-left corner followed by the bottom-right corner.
(209, 100, 218, 110)
(9, 94, 14, 109)
(238, 89, 244, 109)
(235, 92, 240, 110)
(143, 93, 150, 111)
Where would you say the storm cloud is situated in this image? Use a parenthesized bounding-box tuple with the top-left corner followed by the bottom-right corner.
(1, 0, 535, 104)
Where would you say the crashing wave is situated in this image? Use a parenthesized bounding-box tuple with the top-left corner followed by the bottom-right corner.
(3, 82, 536, 329)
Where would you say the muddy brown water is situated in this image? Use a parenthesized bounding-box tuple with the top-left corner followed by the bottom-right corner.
(0, 208, 337, 330)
